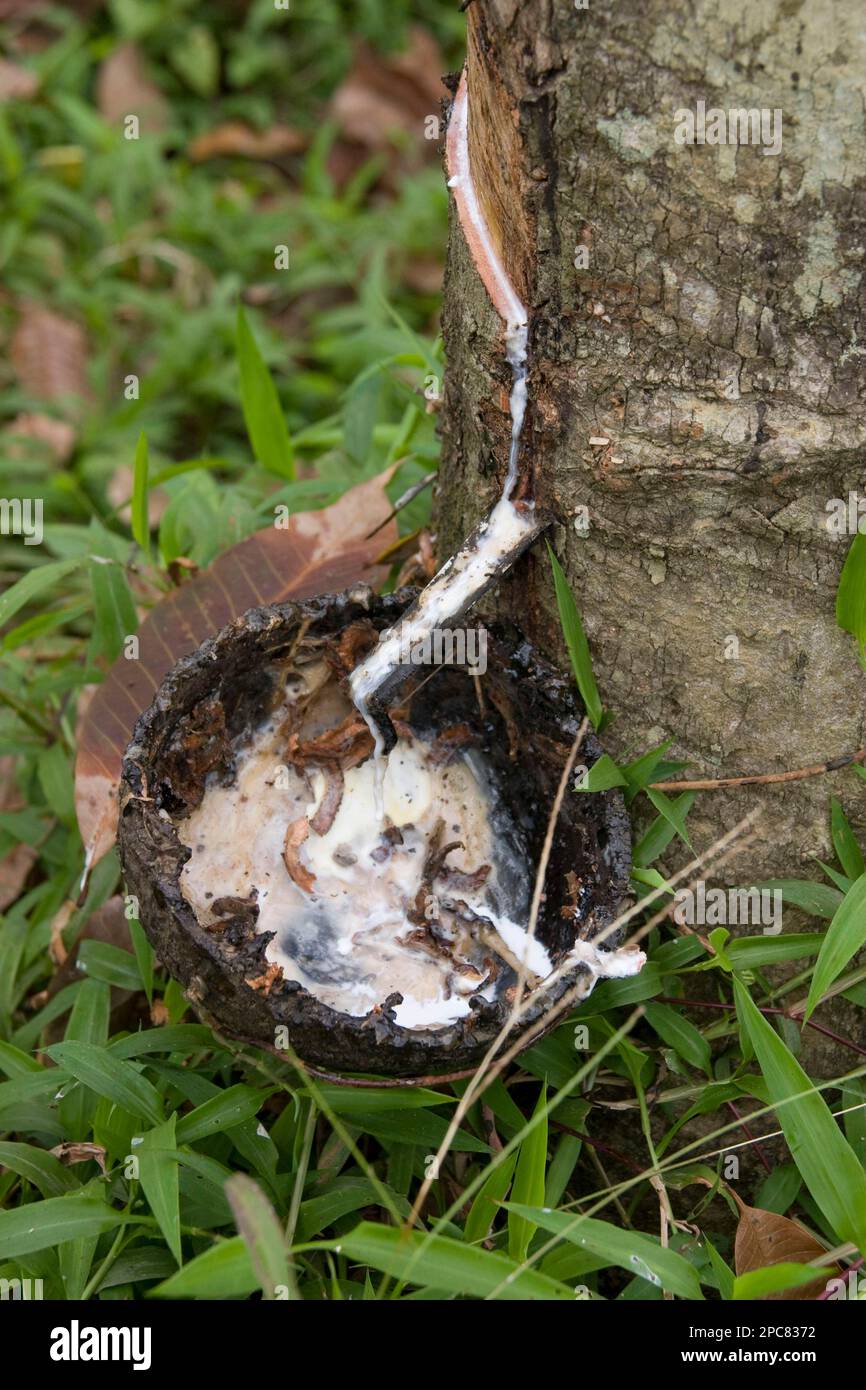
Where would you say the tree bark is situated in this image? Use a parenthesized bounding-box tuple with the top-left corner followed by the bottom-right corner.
(439, 0, 866, 884)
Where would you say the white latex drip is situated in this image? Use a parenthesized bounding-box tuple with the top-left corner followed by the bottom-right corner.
(349, 71, 531, 775)
(177, 702, 646, 1030)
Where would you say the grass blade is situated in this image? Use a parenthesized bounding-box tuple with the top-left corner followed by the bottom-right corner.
(804, 873, 866, 1021)
(734, 978, 866, 1253)
(508, 1083, 547, 1262)
(132, 430, 151, 559)
(236, 303, 295, 481)
(547, 543, 602, 729)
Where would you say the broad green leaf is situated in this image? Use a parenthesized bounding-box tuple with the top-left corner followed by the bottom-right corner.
(296, 1177, 410, 1243)
(508, 1085, 548, 1262)
(353, 1109, 488, 1154)
(804, 873, 866, 1021)
(95, 1246, 177, 1292)
(236, 303, 295, 480)
(47, 1041, 163, 1125)
(338, 1221, 573, 1300)
(0, 557, 82, 629)
(702, 1235, 734, 1299)
(831, 798, 865, 880)
(0, 1039, 43, 1078)
(842, 1080, 866, 1172)
(0, 1141, 77, 1197)
(174, 1084, 269, 1145)
(815, 859, 853, 893)
(505, 1204, 703, 1299)
(37, 742, 75, 826)
(110, 1025, 215, 1058)
(137, 1114, 181, 1266)
(59, 980, 110, 1140)
(633, 796, 696, 868)
(152, 1237, 257, 1299)
(734, 979, 866, 1254)
(645, 786, 694, 851)
(88, 558, 137, 666)
(835, 531, 866, 665)
(732, 1262, 827, 1299)
(465, 1152, 517, 1247)
(573, 753, 627, 793)
(755, 1161, 802, 1214)
(225, 1173, 290, 1300)
(754, 879, 843, 920)
(547, 544, 602, 729)
(0, 1195, 128, 1259)
(620, 740, 672, 797)
(725, 934, 824, 969)
(644, 1002, 711, 1075)
(299, 1086, 456, 1114)
(76, 940, 141, 991)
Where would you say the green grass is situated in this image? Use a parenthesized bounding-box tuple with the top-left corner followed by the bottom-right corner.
(1, 0, 865, 1302)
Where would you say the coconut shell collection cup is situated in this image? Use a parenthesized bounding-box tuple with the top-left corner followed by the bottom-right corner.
(118, 586, 631, 1079)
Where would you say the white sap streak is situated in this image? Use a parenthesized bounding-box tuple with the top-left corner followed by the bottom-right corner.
(349, 70, 532, 767)
(447, 73, 528, 499)
(349, 496, 537, 718)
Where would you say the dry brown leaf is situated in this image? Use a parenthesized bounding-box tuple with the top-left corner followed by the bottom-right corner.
(188, 121, 306, 163)
(4, 411, 76, 462)
(733, 1198, 838, 1300)
(0, 756, 37, 911)
(96, 41, 169, 132)
(74, 469, 399, 867)
(328, 25, 446, 183)
(0, 57, 38, 103)
(11, 304, 89, 407)
(50, 1142, 108, 1174)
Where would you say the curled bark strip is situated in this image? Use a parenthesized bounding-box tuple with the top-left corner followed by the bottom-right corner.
(310, 766, 345, 836)
(283, 817, 316, 893)
(286, 713, 373, 773)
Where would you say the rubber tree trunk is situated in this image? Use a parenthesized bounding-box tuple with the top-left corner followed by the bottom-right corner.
(438, 0, 866, 887)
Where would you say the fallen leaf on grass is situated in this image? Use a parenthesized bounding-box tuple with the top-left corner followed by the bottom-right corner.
(4, 412, 76, 463)
(189, 121, 306, 163)
(328, 26, 447, 185)
(11, 305, 89, 406)
(50, 1142, 107, 1174)
(96, 41, 169, 133)
(74, 470, 399, 867)
(733, 1197, 838, 1300)
(0, 756, 37, 911)
(0, 57, 38, 103)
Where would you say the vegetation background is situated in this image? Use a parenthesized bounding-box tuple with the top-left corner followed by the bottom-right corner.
(0, 0, 864, 1302)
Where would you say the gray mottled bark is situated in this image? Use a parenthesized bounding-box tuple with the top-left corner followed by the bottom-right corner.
(439, 0, 866, 889)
